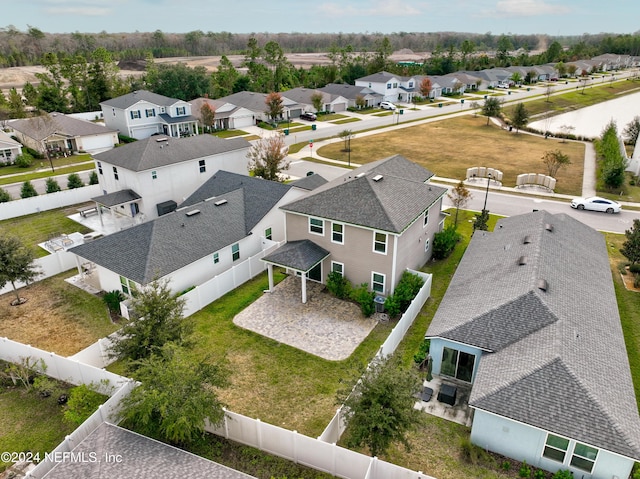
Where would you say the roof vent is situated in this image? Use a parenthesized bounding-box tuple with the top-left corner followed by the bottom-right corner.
(156, 137, 168, 142)
(545, 224, 554, 232)
(372, 174, 383, 182)
(523, 235, 531, 244)
(185, 209, 200, 217)
(214, 199, 228, 206)
(518, 256, 528, 265)
(537, 279, 548, 292)
(355, 172, 366, 178)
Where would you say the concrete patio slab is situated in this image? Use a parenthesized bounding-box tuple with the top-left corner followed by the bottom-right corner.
(233, 275, 378, 361)
(414, 375, 474, 427)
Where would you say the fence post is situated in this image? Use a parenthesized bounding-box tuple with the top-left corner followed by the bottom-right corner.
(256, 418, 262, 448)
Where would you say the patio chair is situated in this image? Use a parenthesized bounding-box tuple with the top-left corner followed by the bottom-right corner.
(420, 386, 433, 402)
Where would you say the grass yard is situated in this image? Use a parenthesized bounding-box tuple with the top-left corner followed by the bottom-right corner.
(0, 206, 92, 257)
(0, 386, 75, 472)
(317, 113, 348, 121)
(317, 115, 585, 195)
(331, 118, 361, 125)
(0, 163, 96, 187)
(211, 130, 250, 138)
(0, 272, 118, 356)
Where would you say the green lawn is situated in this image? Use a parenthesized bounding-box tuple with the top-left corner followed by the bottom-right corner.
(0, 154, 93, 177)
(317, 113, 349, 121)
(0, 163, 96, 187)
(211, 130, 250, 138)
(331, 118, 361, 125)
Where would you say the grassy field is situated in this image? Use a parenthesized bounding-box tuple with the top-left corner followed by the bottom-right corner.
(0, 206, 92, 257)
(317, 115, 585, 195)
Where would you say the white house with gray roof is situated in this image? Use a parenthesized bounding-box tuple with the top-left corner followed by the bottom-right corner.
(280, 87, 349, 113)
(90, 134, 251, 222)
(264, 155, 447, 300)
(426, 211, 640, 478)
(190, 97, 256, 130)
(318, 83, 382, 108)
(100, 90, 198, 140)
(355, 71, 419, 103)
(214, 91, 301, 122)
(70, 172, 306, 296)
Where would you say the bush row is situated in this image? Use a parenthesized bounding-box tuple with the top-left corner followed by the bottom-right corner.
(0, 171, 98, 202)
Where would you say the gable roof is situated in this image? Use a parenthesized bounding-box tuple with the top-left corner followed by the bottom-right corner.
(71, 175, 289, 285)
(215, 91, 298, 114)
(289, 173, 328, 191)
(0, 130, 21, 148)
(319, 83, 381, 101)
(356, 71, 406, 83)
(93, 135, 250, 172)
(100, 90, 186, 109)
(427, 211, 640, 459)
(10, 113, 116, 141)
(281, 155, 446, 234)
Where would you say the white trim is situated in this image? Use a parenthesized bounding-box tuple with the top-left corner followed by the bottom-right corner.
(331, 261, 344, 276)
(309, 217, 324, 236)
(373, 231, 387, 255)
(331, 222, 344, 244)
(371, 271, 385, 294)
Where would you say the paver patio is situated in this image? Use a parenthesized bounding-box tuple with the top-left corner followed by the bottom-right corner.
(233, 275, 378, 361)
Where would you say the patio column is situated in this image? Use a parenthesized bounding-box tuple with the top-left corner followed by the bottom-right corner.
(267, 264, 274, 292)
(96, 201, 104, 226)
(301, 274, 307, 304)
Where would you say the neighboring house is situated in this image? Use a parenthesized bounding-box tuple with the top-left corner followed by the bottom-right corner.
(190, 97, 256, 130)
(9, 113, 118, 156)
(446, 72, 482, 91)
(425, 211, 640, 479)
(0, 129, 22, 164)
(355, 71, 418, 103)
(430, 75, 465, 95)
(412, 76, 443, 99)
(214, 91, 301, 122)
(70, 171, 305, 296)
(280, 87, 349, 113)
(465, 69, 512, 89)
(319, 83, 382, 108)
(91, 134, 251, 221)
(100, 90, 198, 140)
(264, 155, 447, 300)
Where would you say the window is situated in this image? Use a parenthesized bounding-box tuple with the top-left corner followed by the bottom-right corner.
(386, 83, 392, 89)
(112, 108, 115, 116)
(441, 347, 475, 382)
(424, 211, 429, 226)
(97, 161, 103, 175)
(213, 252, 219, 264)
(372, 272, 385, 294)
(332, 223, 344, 244)
(176, 106, 186, 115)
(408, 81, 414, 88)
(331, 262, 344, 277)
(199, 159, 206, 173)
(424, 238, 430, 252)
(542, 434, 569, 463)
(130, 110, 141, 119)
(151, 170, 157, 179)
(309, 218, 324, 235)
(368, 82, 372, 88)
(264, 227, 272, 240)
(373, 232, 387, 254)
(119, 275, 129, 295)
(570, 443, 598, 473)
(232, 243, 240, 261)
(393, 82, 398, 88)
(145, 108, 156, 117)
(113, 166, 119, 180)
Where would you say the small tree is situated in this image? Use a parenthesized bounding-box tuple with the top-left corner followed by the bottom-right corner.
(339, 354, 423, 457)
(474, 210, 490, 231)
(109, 278, 191, 366)
(355, 94, 366, 109)
(0, 188, 11, 203)
(0, 235, 40, 305)
(45, 177, 61, 193)
(247, 133, 290, 182)
(20, 180, 38, 198)
(419, 77, 432, 99)
(89, 170, 99, 185)
(200, 102, 216, 132)
(338, 129, 353, 152)
(448, 181, 472, 227)
(481, 97, 502, 125)
(621, 219, 640, 265)
(511, 103, 529, 134)
(542, 150, 571, 177)
(624, 116, 640, 145)
(545, 84, 554, 102)
(119, 343, 229, 446)
(67, 173, 84, 189)
(558, 124, 575, 142)
(265, 91, 284, 122)
(64, 383, 107, 425)
(311, 92, 323, 113)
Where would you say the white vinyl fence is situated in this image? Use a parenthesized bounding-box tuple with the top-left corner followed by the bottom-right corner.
(68, 333, 118, 369)
(0, 249, 79, 296)
(0, 184, 100, 221)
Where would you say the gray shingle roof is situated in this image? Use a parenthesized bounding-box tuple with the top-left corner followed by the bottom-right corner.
(92, 189, 141, 207)
(100, 90, 185, 109)
(215, 91, 298, 113)
(289, 173, 328, 191)
(93, 135, 250, 172)
(71, 186, 260, 285)
(158, 113, 198, 124)
(41, 422, 256, 479)
(281, 155, 445, 234)
(319, 83, 381, 101)
(262, 240, 329, 271)
(426, 211, 640, 459)
(10, 113, 116, 141)
(357, 71, 407, 83)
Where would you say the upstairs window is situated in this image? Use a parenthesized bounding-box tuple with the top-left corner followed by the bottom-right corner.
(199, 159, 206, 173)
(424, 211, 429, 226)
(386, 83, 392, 89)
(332, 223, 344, 244)
(151, 170, 157, 180)
(97, 161, 103, 175)
(408, 81, 414, 88)
(309, 218, 324, 235)
(113, 166, 119, 181)
(130, 110, 141, 119)
(373, 232, 387, 254)
(145, 108, 156, 117)
(213, 252, 219, 264)
(264, 227, 272, 240)
(176, 106, 186, 115)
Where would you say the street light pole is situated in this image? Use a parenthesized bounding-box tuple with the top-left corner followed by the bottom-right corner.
(483, 172, 492, 211)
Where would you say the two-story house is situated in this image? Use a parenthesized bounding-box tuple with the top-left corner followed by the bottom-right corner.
(90, 134, 251, 222)
(100, 90, 199, 140)
(355, 72, 419, 103)
(262, 155, 447, 301)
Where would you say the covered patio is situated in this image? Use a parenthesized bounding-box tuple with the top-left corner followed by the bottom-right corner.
(89, 189, 144, 229)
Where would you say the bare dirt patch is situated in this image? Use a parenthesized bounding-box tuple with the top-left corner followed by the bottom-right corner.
(621, 271, 640, 292)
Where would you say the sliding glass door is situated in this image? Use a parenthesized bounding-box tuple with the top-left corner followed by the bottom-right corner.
(441, 347, 475, 382)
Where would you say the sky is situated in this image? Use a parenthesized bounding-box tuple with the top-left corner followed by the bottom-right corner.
(2, 0, 638, 37)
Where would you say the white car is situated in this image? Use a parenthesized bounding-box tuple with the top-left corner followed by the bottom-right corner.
(570, 196, 621, 214)
(380, 101, 396, 110)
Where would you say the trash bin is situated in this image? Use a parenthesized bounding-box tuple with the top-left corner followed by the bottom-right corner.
(460, 99, 465, 104)
(374, 295, 386, 313)
(508, 91, 511, 95)
(399, 109, 404, 114)
(284, 129, 289, 135)
(509, 126, 513, 131)
(311, 124, 316, 131)
(438, 103, 443, 108)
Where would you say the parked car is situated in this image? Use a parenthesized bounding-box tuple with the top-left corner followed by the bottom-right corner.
(570, 196, 621, 214)
(299, 112, 317, 121)
(380, 101, 396, 110)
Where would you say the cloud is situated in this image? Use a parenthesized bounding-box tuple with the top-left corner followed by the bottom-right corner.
(317, 0, 423, 17)
(494, 0, 570, 17)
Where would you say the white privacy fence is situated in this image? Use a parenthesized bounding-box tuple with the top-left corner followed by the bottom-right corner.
(0, 249, 78, 296)
(181, 241, 283, 317)
(0, 184, 101, 221)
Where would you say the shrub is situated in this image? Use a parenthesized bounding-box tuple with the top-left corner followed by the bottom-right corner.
(350, 283, 375, 317)
(118, 133, 137, 144)
(67, 173, 84, 189)
(501, 461, 511, 471)
(384, 294, 402, 317)
(519, 460, 531, 478)
(619, 261, 631, 275)
(103, 290, 125, 313)
(23, 146, 44, 159)
(64, 383, 106, 425)
(20, 180, 38, 198)
(533, 470, 546, 479)
(634, 275, 640, 289)
(33, 375, 62, 398)
(0, 188, 11, 202)
(413, 338, 430, 365)
(45, 177, 61, 193)
(552, 470, 573, 479)
(459, 437, 492, 465)
(326, 271, 351, 299)
(89, 170, 99, 185)
(15, 152, 34, 168)
(630, 264, 640, 274)
(433, 225, 461, 260)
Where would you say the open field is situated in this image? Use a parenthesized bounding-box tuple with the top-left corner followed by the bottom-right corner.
(317, 115, 585, 195)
